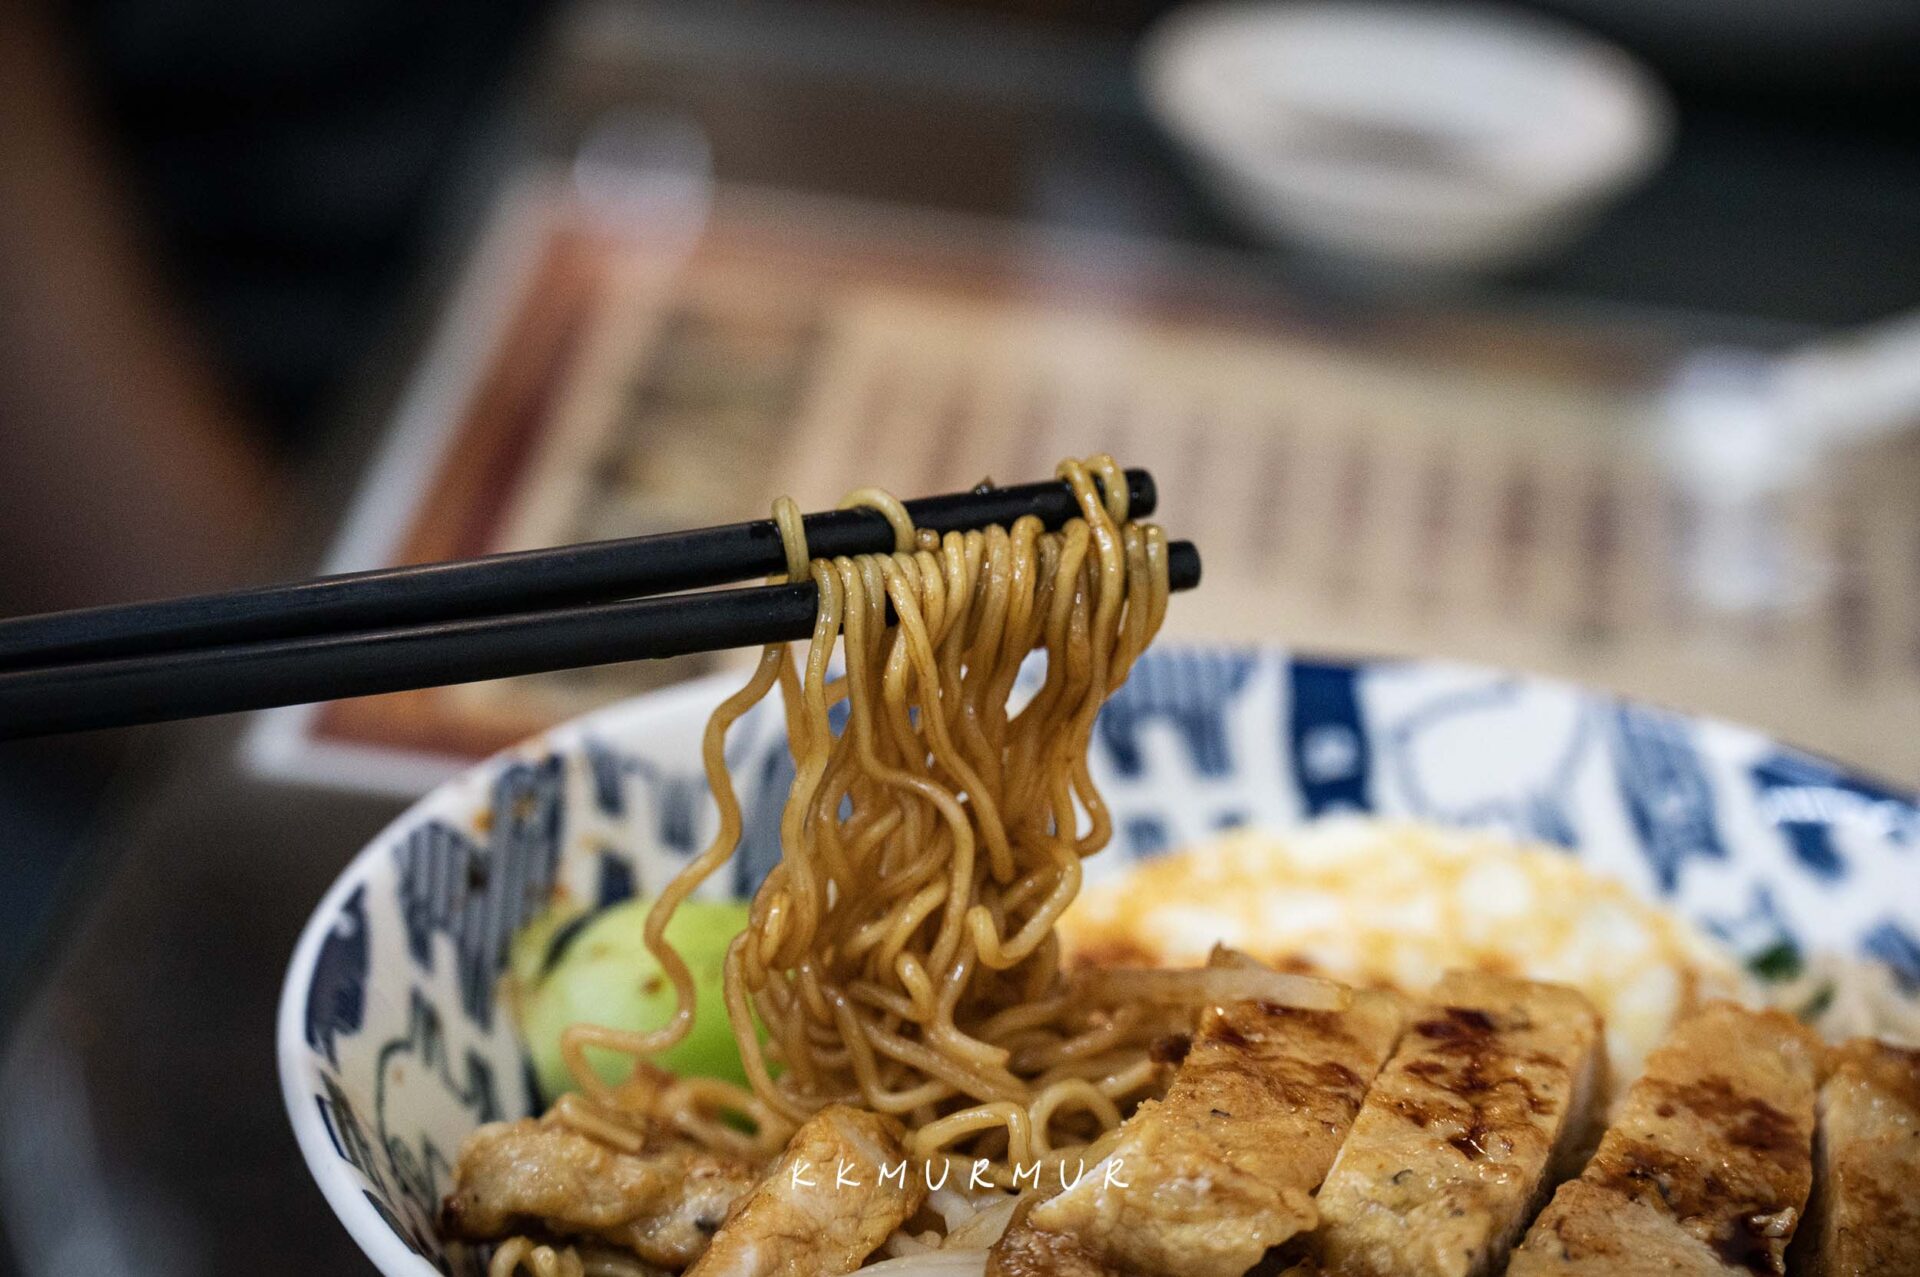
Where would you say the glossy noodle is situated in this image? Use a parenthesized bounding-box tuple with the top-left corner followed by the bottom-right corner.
(547, 455, 1171, 1182)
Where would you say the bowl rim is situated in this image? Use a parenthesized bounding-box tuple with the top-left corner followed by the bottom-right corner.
(276, 671, 746, 1277)
(279, 822, 433, 1276)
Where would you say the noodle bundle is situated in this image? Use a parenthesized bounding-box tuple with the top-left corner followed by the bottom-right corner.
(551, 455, 1173, 1181)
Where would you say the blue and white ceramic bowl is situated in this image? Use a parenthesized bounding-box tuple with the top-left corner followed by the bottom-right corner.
(278, 646, 1920, 1277)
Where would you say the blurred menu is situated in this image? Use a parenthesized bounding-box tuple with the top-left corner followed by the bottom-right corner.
(246, 173, 1920, 791)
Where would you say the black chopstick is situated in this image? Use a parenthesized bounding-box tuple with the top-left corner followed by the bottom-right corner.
(0, 470, 1158, 671)
(0, 543, 1201, 739)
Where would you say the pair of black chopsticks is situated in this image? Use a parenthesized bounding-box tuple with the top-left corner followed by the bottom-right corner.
(0, 470, 1200, 740)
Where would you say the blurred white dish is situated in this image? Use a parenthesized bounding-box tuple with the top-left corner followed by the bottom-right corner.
(1140, 0, 1674, 274)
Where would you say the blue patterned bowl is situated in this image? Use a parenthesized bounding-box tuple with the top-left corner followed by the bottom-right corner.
(278, 646, 1920, 1276)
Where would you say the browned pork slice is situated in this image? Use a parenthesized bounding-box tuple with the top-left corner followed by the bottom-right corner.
(1309, 972, 1604, 1277)
(1789, 1037, 1920, 1277)
(687, 1105, 926, 1277)
(1508, 1001, 1819, 1276)
(441, 1116, 760, 1269)
(1006, 989, 1405, 1277)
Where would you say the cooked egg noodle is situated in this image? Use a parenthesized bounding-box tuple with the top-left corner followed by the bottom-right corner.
(487, 1236, 665, 1277)
(546, 456, 1173, 1193)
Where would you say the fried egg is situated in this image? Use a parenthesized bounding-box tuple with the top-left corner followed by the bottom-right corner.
(1060, 818, 1755, 1091)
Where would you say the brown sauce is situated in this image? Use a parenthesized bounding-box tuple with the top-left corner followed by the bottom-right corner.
(1381, 1004, 1563, 1160)
(1707, 1213, 1784, 1275)
(1148, 1033, 1192, 1066)
(1415, 1007, 1497, 1040)
(1645, 1077, 1801, 1158)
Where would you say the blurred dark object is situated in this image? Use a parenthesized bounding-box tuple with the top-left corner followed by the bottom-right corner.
(0, 4, 280, 621)
(68, 0, 547, 450)
(948, 0, 1920, 103)
(0, 740, 119, 1034)
(1521, 0, 1920, 102)
(1, 744, 404, 1277)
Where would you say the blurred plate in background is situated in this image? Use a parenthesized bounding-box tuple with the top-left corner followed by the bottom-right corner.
(1140, 0, 1673, 275)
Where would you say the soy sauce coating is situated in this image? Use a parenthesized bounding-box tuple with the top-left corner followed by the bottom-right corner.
(1384, 1005, 1564, 1161)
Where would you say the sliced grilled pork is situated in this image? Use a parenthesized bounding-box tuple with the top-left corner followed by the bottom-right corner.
(1508, 1001, 1819, 1276)
(1003, 990, 1404, 1277)
(687, 1105, 924, 1277)
(1310, 971, 1604, 1277)
(1790, 1037, 1920, 1277)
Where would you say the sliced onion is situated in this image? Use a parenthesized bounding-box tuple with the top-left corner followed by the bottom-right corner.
(1079, 966, 1350, 1012)
(857, 1251, 989, 1275)
(941, 1195, 1021, 1250)
(882, 1230, 938, 1258)
(926, 1186, 982, 1231)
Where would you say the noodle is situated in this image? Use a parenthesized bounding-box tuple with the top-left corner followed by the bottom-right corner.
(550, 455, 1173, 1177)
(488, 1238, 667, 1277)
(489, 1238, 584, 1277)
